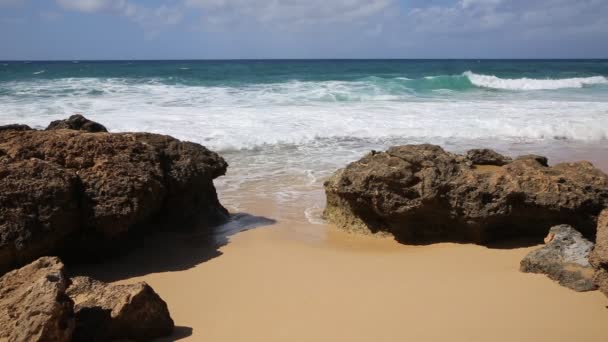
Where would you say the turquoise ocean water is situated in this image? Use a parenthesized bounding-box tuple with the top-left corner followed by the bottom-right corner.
(1, 60, 607, 224)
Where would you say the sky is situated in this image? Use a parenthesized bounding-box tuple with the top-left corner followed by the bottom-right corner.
(0, 0, 607, 60)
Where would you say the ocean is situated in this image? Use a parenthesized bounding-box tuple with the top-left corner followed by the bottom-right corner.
(1, 59, 607, 226)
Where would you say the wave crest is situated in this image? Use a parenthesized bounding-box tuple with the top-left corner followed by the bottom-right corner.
(463, 71, 608, 90)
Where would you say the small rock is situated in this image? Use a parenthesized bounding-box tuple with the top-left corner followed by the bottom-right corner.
(520, 225, 597, 292)
(67, 276, 174, 341)
(516, 154, 549, 167)
(0, 257, 74, 342)
(466, 148, 512, 166)
(46, 114, 108, 133)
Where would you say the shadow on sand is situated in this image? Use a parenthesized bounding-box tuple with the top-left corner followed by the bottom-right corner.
(69, 213, 276, 282)
(153, 326, 193, 342)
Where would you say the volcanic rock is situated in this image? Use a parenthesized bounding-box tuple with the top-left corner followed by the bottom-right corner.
(0, 116, 228, 274)
(520, 225, 596, 291)
(590, 209, 608, 297)
(0, 257, 74, 342)
(67, 276, 174, 341)
(324, 144, 608, 244)
(46, 114, 108, 133)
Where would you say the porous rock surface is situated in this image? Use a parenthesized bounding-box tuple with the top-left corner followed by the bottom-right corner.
(0, 257, 74, 342)
(67, 276, 174, 341)
(590, 209, 608, 297)
(324, 144, 608, 244)
(520, 225, 596, 291)
(0, 116, 228, 274)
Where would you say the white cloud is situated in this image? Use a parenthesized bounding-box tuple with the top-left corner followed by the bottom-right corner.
(185, 0, 393, 28)
(407, 0, 608, 36)
(55, 0, 183, 36)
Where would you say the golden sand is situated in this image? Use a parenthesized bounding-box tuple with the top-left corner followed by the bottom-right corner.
(76, 219, 608, 341)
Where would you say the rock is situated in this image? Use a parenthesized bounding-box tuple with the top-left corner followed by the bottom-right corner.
(0, 117, 228, 274)
(590, 209, 608, 297)
(67, 276, 174, 341)
(516, 154, 549, 167)
(0, 124, 33, 132)
(466, 148, 512, 166)
(46, 114, 108, 133)
(520, 225, 596, 291)
(324, 144, 608, 244)
(0, 159, 82, 274)
(0, 257, 74, 342)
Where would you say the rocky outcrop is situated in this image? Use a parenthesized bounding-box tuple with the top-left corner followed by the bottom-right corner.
(46, 114, 108, 133)
(0, 116, 228, 274)
(520, 225, 596, 291)
(324, 144, 608, 244)
(67, 276, 174, 341)
(0, 124, 33, 132)
(590, 209, 608, 297)
(0, 257, 74, 342)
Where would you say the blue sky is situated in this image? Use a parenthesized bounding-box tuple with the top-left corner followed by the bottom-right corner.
(1, 0, 607, 59)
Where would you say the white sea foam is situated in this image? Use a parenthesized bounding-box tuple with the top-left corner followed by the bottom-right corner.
(33, 70, 46, 75)
(464, 71, 608, 90)
(1, 77, 607, 152)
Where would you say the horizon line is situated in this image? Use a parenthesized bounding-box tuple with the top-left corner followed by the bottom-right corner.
(2, 58, 608, 62)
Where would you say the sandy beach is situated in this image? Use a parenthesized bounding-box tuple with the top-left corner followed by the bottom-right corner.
(73, 153, 608, 342)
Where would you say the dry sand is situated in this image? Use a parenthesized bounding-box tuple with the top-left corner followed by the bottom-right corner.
(73, 151, 608, 341)
(76, 214, 608, 341)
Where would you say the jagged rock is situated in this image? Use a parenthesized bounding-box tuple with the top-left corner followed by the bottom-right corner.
(324, 144, 608, 244)
(466, 148, 512, 166)
(67, 276, 174, 341)
(0, 124, 33, 132)
(0, 116, 228, 275)
(520, 225, 596, 291)
(590, 209, 608, 297)
(46, 114, 108, 133)
(0, 257, 74, 342)
(0, 159, 82, 274)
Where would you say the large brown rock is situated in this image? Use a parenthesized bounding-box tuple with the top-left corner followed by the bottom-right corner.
(0, 159, 82, 273)
(590, 209, 608, 297)
(46, 114, 108, 133)
(520, 225, 596, 292)
(0, 116, 228, 274)
(324, 144, 608, 244)
(0, 257, 74, 342)
(67, 276, 174, 341)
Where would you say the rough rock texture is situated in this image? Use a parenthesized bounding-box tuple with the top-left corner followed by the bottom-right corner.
(67, 276, 174, 341)
(520, 225, 596, 291)
(590, 209, 608, 297)
(46, 114, 108, 133)
(0, 257, 74, 342)
(0, 159, 82, 273)
(324, 144, 608, 244)
(0, 116, 228, 274)
(466, 148, 512, 166)
(0, 124, 33, 132)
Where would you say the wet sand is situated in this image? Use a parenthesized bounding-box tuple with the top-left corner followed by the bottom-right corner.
(74, 150, 608, 341)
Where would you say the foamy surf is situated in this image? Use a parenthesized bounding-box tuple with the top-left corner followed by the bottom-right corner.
(464, 71, 608, 90)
